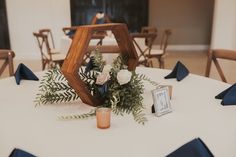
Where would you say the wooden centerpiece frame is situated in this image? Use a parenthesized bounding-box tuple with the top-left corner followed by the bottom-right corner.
(61, 23, 138, 107)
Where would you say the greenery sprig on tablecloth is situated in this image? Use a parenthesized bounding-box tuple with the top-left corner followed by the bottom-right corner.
(35, 68, 79, 106)
(35, 50, 158, 124)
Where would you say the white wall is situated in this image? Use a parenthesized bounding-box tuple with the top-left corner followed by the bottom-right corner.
(149, 0, 214, 46)
(211, 0, 236, 50)
(6, 0, 236, 59)
(6, 0, 71, 59)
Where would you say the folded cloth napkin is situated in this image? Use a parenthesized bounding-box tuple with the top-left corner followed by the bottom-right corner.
(165, 61, 189, 81)
(166, 138, 214, 157)
(215, 83, 236, 99)
(9, 148, 36, 157)
(14, 63, 39, 85)
(215, 83, 236, 105)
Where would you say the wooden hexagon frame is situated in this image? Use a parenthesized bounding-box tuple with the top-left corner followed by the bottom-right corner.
(61, 23, 138, 107)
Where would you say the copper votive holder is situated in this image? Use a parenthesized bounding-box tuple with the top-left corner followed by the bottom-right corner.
(96, 107, 111, 129)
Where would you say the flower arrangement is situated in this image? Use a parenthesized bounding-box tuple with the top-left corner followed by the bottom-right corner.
(35, 50, 158, 124)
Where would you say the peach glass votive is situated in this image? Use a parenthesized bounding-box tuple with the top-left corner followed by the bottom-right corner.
(96, 107, 111, 129)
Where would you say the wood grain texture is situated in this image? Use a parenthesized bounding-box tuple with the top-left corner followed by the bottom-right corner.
(61, 23, 138, 107)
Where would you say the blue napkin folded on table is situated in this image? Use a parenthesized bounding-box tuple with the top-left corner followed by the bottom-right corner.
(9, 148, 36, 157)
(14, 63, 39, 85)
(165, 61, 189, 81)
(215, 83, 236, 105)
(166, 138, 214, 157)
(215, 83, 236, 99)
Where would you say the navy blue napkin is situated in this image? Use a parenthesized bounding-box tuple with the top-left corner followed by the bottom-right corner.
(14, 63, 39, 85)
(215, 84, 236, 105)
(215, 83, 236, 99)
(165, 61, 189, 81)
(9, 148, 36, 157)
(166, 138, 214, 157)
(97, 83, 108, 97)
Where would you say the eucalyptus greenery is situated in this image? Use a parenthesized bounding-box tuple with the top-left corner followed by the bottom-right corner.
(35, 50, 158, 124)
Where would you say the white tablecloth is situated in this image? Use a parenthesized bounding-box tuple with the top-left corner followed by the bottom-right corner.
(0, 67, 236, 157)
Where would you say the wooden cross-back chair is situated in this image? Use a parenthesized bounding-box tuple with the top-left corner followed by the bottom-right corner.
(141, 26, 158, 46)
(146, 29, 172, 69)
(33, 32, 65, 70)
(39, 29, 56, 49)
(0, 49, 15, 77)
(205, 49, 236, 83)
(131, 33, 157, 66)
(40, 28, 73, 55)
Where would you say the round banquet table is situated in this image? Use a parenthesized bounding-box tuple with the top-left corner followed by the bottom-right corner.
(0, 67, 236, 157)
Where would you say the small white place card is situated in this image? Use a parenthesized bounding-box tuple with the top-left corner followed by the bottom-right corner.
(152, 86, 172, 117)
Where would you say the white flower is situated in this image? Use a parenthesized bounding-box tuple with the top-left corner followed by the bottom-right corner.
(117, 70, 132, 85)
(102, 64, 112, 73)
(96, 13, 104, 19)
(96, 72, 110, 85)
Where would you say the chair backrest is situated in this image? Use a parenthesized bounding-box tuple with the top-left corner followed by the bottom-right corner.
(131, 33, 157, 66)
(141, 26, 157, 34)
(159, 29, 172, 51)
(141, 26, 158, 46)
(39, 29, 55, 49)
(33, 32, 51, 61)
(205, 49, 236, 83)
(0, 49, 15, 76)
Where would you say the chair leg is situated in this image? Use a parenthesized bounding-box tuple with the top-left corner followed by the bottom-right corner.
(212, 57, 227, 83)
(42, 60, 47, 70)
(8, 53, 14, 76)
(205, 50, 213, 77)
(0, 61, 8, 76)
(160, 58, 165, 69)
(147, 59, 153, 67)
(158, 58, 165, 69)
